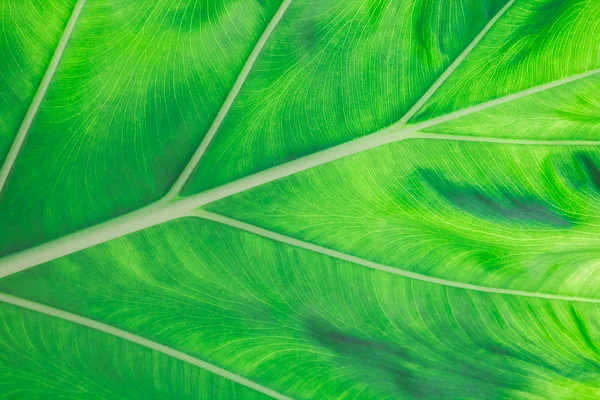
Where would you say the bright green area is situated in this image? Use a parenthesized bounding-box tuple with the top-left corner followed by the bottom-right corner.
(0, 0, 283, 256)
(2, 218, 600, 399)
(412, 0, 600, 122)
(2, 0, 600, 398)
(182, 0, 508, 193)
(0, 0, 76, 161)
(208, 139, 600, 298)
(420, 74, 600, 140)
(0, 303, 269, 399)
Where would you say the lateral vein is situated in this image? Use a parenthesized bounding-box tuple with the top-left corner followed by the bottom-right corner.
(407, 66, 600, 134)
(164, 0, 294, 200)
(193, 210, 600, 304)
(0, 292, 294, 400)
(394, 0, 515, 126)
(0, 0, 86, 193)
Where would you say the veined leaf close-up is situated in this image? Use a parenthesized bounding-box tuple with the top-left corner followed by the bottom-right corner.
(2, 0, 600, 398)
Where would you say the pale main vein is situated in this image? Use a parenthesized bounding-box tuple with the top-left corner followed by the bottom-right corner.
(0, 0, 87, 194)
(0, 292, 293, 400)
(2, 4, 600, 277)
(163, 0, 293, 200)
(193, 211, 600, 304)
(2, 71, 600, 278)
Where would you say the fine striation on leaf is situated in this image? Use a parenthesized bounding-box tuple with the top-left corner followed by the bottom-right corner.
(418, 73, 600, 141)
(412, 0, 600, 123)
(0, 0, 77, 163)
(2, 218, 600, 398)
(2, 0, 600, 398)
(207, 140, 600, 298)
(0, 0, 284, 256)
(0, 302, 271, 399)
(182, 0, 509, 193)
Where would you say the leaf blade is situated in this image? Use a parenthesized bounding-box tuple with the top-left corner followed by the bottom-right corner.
(181, 0, 510, 193)
(207, 139, 600, 298)
(2, 218, 600, 399)
(0, 298, 276, 399)
(0, 0, 284, 256)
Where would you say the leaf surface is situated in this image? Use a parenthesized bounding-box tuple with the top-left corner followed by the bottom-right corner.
(2, 219, 600, 399)
(0, 0, 77, 161)
(2, 0, 600, 398)
(207, 140, 600, 298)
(181, 0, 508, 192)
(0, 0, 283, 255)
(0, 301, 271, 399)
(410, 0, 600, 122)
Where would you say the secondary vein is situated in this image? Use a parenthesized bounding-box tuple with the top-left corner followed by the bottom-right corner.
(394, 0, 515, 126)
(163, 0, 294, 200)
(193, 210, 600, 304)
(0, 0, 86, 194)
(0, 292, 294, 400)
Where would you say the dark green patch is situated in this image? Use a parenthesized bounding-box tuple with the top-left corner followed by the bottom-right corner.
(419, 169, 572, 227)
(555, 102, 600, 124)
(500, 0, 571, 65)
(305, 317, 529, 399)
(575, 153, 600, 192)
(413, 0, 450, 62)
(570, 307, 600, 356)
(165, 0, 235, 31)
(412, 0, 505, 64)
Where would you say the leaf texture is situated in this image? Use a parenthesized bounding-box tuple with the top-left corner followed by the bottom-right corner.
(0, 302, 272, 399)
(207, 140, 600, 298)
(181, 0, 508, 192)
(0, 0, 283, 255)
(2, 219, 600, 399)
(1, 0, 600, 398)
(0, 0, 77, 162)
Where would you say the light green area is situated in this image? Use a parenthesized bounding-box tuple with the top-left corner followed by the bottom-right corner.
(0, 0, 76, 161)
(412, 0, 600, 122)
(182, 0, 508, 193)
(0, 0, 283, 256)
(208, 139, 600, 298)
(2, 218, 600, 399)
(420, 74, 600, 140)
(0, 303, 269, 399)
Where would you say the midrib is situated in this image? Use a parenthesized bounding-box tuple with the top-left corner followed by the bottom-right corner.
(2, 3, 600, 297)
(2, 67, 600, 277)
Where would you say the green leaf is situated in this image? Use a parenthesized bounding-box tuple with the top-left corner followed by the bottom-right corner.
(0, 300, 273, 399)
(0, 0, 77, 161)
(2, 219, 600, 399)
(2, 0, 600, 398)
(419, 73, 600, 140)
(207, 140, 600, 298)
(0, 0, 284, 255)
(180, 0, 508, 192)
